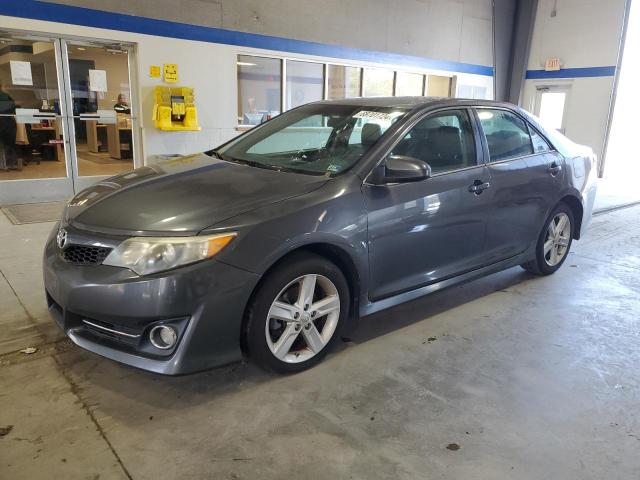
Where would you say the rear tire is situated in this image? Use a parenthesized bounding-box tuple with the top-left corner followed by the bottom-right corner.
(245, 253, 350, 373)
(521, 203, 574, 276)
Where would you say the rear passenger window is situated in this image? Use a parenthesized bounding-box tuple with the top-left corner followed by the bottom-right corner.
(477, 109, 534, 162)
(529, 127, 552, 153)
(391, 109, 476, 174)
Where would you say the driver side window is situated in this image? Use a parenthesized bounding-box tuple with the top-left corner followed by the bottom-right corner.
(391, 109, 477, 174)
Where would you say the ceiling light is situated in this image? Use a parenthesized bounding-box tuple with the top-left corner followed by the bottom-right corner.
(237, 62, 256, 66)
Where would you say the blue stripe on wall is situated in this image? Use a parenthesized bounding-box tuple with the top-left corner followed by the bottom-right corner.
(525, 66, 616, 79)
(0, 0, 494, 77)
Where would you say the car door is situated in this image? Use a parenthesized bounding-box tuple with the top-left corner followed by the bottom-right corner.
(524, 122, 565, 217)
(363, 108, 493, 301)
(475, 108, 561, 263)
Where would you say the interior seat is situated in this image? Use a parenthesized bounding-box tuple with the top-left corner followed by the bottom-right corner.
(361, 123, 382, 148)
(428, 126, 464, 170)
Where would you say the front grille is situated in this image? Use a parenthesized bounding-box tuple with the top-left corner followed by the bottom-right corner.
(62, 245, 112, 265)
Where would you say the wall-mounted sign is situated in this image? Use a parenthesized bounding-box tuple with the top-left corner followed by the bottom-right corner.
(89, 69, 108, 92)
(164, 64, 178, 83)
(150, 65, 161, 78)
(545, 58, 562, 71)
(10, 60, 33, 86)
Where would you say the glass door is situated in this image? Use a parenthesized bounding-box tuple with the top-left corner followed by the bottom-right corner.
(0, 31, 138, 205)
(61, 40, 136, 192)
(0, 32, 74, 204)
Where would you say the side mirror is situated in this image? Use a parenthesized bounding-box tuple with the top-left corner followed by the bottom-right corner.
(384, 155, 431, 183)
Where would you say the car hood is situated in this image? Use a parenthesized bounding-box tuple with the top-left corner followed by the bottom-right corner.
(65, 153, 328, 235)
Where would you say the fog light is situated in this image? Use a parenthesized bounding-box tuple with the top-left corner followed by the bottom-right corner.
(149, 325, 177, 350)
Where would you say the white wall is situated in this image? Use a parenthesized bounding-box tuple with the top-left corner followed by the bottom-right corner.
(606, 0, 640, 179)
(0, 13, 493, 162)
(522, 0, 627, 160)
(45, 0, 494, 68)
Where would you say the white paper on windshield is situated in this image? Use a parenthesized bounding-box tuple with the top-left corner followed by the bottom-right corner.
(353, 110, 394, 121)
(89, 69, 108, 92)
(10, 61, 33, 86)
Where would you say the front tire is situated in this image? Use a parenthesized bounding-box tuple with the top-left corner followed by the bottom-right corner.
(245, 253, 350, 373)
(522, 203, 574, 275)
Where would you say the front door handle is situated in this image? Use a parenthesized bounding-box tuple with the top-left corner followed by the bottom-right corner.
(468, 180, 491, 195)
(547, 162, 562, 176)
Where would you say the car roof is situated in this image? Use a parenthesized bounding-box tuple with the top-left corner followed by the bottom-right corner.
(313, 96, 520, 112)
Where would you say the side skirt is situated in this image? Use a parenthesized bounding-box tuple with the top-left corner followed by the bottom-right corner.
(359, 252, 531, 318)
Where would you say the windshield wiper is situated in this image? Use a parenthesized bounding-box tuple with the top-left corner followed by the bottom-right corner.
(209, 152, 324, 176)
(208, 149, 224, 160)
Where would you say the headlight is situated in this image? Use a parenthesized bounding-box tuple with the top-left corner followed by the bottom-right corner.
(103, 233, 236, 276)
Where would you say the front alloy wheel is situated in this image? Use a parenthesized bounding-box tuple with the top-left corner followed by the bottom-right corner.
(266, 274, 340, 363)
(245, 253, 349, 373)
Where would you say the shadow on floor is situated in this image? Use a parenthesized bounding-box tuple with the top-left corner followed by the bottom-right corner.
(55, 265, 534, 416)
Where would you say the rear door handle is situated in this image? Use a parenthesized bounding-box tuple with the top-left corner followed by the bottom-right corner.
(547, 162, 562, 176)
(468, 181, 491, 194)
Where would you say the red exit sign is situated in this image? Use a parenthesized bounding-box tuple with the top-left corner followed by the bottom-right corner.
(545, 58, 562, 71)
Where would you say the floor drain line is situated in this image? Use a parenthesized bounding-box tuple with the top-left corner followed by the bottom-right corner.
(593, 200, 640, 216)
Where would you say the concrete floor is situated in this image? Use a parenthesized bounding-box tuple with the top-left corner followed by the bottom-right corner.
(1, 205, 639, 479)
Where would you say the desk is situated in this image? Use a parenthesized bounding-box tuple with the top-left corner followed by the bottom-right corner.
(29, 120, 64, 161)
(87, 120, 108, 153)
(106, 123, 132, 160)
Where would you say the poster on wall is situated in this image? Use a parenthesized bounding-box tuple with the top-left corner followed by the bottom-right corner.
(89, 69, 108, 92)
(9, 61, 33, 86)
(163, 64, 178, 83)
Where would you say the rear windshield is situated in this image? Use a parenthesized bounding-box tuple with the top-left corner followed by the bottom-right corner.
(521, 109, 591, 158)
(215, 104, 410, 176)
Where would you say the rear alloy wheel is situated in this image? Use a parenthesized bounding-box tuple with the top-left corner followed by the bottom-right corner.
(522, 203, 574, 275)
(543, 212, 572, 267)
(246, 254, 349, 373)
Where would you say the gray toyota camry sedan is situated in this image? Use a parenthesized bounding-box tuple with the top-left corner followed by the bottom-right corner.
(44, 98, 597, 374)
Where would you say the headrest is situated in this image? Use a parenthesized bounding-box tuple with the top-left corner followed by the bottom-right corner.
(429, 126, 463, 161)
(436, 125, 460, 138)
(361, 123, 382, 148)
(488, 130, 522, 157)
(327, 116, 344, 129)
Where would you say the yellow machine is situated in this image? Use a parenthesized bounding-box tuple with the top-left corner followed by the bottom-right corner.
(153, 86, 200, 131)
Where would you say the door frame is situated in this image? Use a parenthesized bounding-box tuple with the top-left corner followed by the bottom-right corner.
(0, 32, 75, 204)
(0, 28, 141, 205)
(59, 37, 141, 193)
(532, 82, 572, 135)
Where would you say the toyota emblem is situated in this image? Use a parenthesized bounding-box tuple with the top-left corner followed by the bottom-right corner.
(56, 228, 68, 250)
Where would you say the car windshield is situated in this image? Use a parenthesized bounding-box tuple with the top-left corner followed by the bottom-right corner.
(214, 104, 410, 176)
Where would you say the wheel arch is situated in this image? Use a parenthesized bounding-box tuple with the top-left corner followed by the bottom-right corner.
(239, 241, 362, 353)
(559, 194, 584, 239)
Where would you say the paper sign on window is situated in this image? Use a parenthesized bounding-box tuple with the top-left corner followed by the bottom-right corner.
(89, 69, 108, 92)
(353, 110, 394, 121)
(10, 61, 33, 86)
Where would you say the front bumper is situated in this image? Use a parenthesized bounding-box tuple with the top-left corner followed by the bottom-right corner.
(43, 225, 260, 375)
